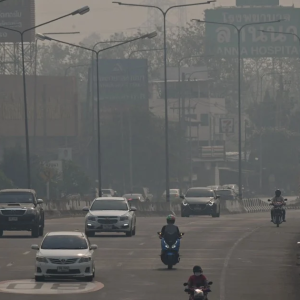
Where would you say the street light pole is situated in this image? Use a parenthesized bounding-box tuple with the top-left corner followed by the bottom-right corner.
(193, 18, 284, 200)
(38, 32, 157, 197)
(113, 1, 214, 202)
(0, 6, 90, 189)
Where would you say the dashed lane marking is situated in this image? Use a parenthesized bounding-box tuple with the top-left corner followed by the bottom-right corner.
(6, 263, 12, 267)
(23, 252, 30, 255)
(0, 279, 104, 294)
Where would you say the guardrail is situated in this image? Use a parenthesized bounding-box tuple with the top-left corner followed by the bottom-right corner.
(43, 196, 300, 218)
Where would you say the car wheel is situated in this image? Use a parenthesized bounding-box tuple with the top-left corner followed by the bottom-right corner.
(39, 225, 44, 236)
(85, 231, 95, 237)
(0, 229, 3, 237)
(132, 226, 136, 236)
(126, 226, 133, 237)
(31, 225, 39, 238)
(35, 276, 44, 282)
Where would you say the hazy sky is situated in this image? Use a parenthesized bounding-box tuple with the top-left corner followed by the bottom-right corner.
(35, 0, 299, 43)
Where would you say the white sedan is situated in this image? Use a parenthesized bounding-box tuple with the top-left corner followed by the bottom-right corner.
(83, 197, 137, 237)
(31, 231, 97, 282)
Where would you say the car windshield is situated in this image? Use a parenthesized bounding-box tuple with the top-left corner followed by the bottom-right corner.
(90, 200, 128, 211)
(185, 189, 214, 197)
(41, 235, 88, 250)
(102, 189, 112, 194)
(217, 190, 232, 196)
(0, 193, 34, 204)
(123, 194, 140, 198)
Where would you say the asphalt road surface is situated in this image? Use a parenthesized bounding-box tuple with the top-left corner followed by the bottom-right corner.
(0, 211, 300, 300)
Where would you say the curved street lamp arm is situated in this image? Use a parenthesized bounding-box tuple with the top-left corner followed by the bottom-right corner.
(112, 2, 164, 14)
(166, 1, 214, 14)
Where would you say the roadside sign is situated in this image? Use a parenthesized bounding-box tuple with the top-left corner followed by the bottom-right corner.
(205, 7, 300, 58)
(40, 161, 63, 181)
(220, 118, 234, 134)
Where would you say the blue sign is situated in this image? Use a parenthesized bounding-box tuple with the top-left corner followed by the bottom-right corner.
(95, 59, 148, 106)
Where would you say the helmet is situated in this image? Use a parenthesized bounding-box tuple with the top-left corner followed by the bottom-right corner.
(275, 189, 281, 197)
(166, 214, 175, 224)
(193, 265, 203, 274)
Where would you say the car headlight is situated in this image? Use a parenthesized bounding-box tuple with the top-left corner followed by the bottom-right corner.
(207, 200, 214, 206)
(120, 215, 129, 221)
(26, 209, 36, 214)
(78, 256, 92, 263)
(182, 200, 188, 206)
(36, 257, 48, 263)
(87, 216, 96, 221)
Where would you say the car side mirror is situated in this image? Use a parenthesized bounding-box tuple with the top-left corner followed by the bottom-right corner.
(284, 199, 287, 201)
(31, 244, 39, 250)
(82, 207, 89, 212)
(37, 199, 43, 204)
(268, 199, 271, 202)
(90, 244, 98, 250)
(180, 195, 185, 199)
(216, 195, 220, 199)
(130, 206, 137, 211)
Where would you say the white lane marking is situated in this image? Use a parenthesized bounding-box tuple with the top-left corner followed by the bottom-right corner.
(219, 227, 259, 300)
(139, 243, 145, 246)
(23, 251, 30, 255)
(117, 263, 123, 267)
(6, 263, 13, 267)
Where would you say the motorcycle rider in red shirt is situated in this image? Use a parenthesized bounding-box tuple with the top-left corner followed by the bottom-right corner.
(187, 266, 209, 299)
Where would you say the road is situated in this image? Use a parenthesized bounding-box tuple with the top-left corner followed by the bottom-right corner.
(0, 211, 299, 300)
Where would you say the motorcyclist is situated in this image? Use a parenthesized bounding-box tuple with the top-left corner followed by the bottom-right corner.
(270, 189, 286, 222)
(160, 215, 181, 258)
(188, 266, 208, 288)
(187, 266, 209, 299)
(160, 214, 181, 238)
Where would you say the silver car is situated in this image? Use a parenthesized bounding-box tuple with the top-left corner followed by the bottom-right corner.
(83, 197, 137, 237)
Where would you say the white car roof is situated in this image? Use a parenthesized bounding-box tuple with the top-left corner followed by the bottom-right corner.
(94, 197, 125, 201)
(46, 231, 84, 236)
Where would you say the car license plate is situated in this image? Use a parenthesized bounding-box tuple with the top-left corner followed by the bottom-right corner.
(103, 224, 112, 229)
(8, 217, 18, 221)
(57, 266, 69, 273)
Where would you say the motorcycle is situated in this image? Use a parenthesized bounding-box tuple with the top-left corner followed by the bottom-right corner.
(157, 231, 184, 269)
(268, 198, 287, 227)
(183, 281, 213, 300)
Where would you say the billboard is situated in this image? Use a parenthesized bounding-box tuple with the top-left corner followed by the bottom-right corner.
(95, 59, 148, 107)
(0, 0, 35, 42)
(236, 0, 279, 6)
(0, 75, 78, 137)
(205, 7, 300, 58)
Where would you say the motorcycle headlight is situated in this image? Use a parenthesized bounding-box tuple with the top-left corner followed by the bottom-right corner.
(78, 256, 91, 263)
(87, 216, 96, 221)
(163, 241, 170, 248)
(171, 241, 178, 248)
(120, 215, 129, 221)
(36, 256, 48, 263)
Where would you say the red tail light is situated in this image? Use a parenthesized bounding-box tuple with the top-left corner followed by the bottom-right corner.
(128, 198, 132, 201)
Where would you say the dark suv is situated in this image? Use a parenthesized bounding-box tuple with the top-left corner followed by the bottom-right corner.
(180, 187, 221, 218)
(0, 189, 44, 238)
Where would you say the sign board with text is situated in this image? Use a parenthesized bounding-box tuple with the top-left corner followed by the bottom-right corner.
(219, 118, 234, 134)
(95, 59, 148, 107)
(0, 0, 35, 42)
(236, 0, 279, 6)
(205, 7, 300, 58)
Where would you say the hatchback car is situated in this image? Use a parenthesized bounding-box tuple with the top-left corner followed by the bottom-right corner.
(216, 189, 238, 200)
(83, 197, 137, 237)
(31, 231, 97, 282)
(180, 187, 220, 218)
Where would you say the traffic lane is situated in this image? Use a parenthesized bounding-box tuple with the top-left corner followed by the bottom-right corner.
(225, 211, 300, 300)
(0, 212, 299, 300)
(0, 212, 271, 300)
